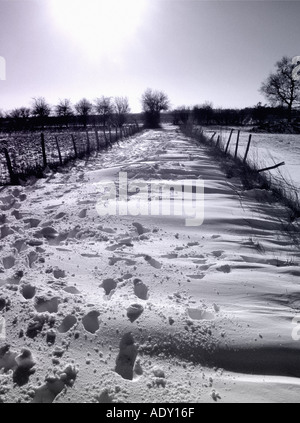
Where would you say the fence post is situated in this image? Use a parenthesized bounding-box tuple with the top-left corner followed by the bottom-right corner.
(243, 134, 252, 164)
(109, 126, 112, 145)
(41, 133, 47, 168)
(95, 129, 100, 151)
(216, 135, 220, 148)
(71, 134, 78, 158)
(86, 131, 90, 155)
(103, 127, 108, 148)
(55, 136, 63, 165)
(234, 130, 240, 159)
(3, 148, 18, 185)
(210, 132, 216, 142)
(225, 129, 234, 154)
(115, 127, 119, 143)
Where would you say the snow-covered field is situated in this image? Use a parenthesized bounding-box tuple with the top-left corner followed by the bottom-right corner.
(1, 126, 300, 403)
(204, 127, 300, 190)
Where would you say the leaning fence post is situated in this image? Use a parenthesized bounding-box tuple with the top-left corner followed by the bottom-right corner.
(234, 130, 240, 159)
(41, 133, 47, 168)
(3, 148, 18, 185)
(210, 132, 216, 142)
(225, 129, 234, 154)
(55, 136, 63, 165)
(243, 134, 252, 164)
(71, 134, 78, 158)
(216, 135, 220, 148)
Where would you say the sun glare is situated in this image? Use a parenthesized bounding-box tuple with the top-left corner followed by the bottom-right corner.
(49, 0, 147, 59)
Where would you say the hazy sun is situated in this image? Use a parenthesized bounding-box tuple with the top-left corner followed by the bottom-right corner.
(49, 0, 147, 59)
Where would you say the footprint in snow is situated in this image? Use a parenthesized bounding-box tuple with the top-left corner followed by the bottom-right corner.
(144, 255, 162, 269)
(127, 304, 144, 322)
(216, 265, 231, 274)
(82, 310, 100, 334)
(115, 333, 138, 381)
(134, 279, 149, 300)
(101, 278, 117, 296)
(20, 284, 36, 300)
(58, 315, 77, 333)
(78, 209, 87, 219)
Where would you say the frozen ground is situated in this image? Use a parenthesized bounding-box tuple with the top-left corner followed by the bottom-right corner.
(0, 126, 300, 403)
(204, 127, 300, 190)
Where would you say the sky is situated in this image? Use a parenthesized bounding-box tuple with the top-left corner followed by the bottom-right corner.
(0, 0, 300, 113)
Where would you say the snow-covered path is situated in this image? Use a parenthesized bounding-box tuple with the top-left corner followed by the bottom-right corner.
(1, 126, 300, 403)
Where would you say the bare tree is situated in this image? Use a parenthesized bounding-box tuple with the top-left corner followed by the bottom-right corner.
(141, 88, 170, 128)
(94, 96, 114, 128)
(55, 99, 74, 128)
(55, 99, 73, 117)
(31, 97, 51, 118)
(9, 107, 31, 119)
(260, 56, 300, 122)
(75, 98, 93, 128)
(114, 96, 130, 127)
(31, 97, 51, 129)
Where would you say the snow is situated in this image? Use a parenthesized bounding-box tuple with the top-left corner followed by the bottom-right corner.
(204, 127, 300, 189)
(0, 125, 300, 403)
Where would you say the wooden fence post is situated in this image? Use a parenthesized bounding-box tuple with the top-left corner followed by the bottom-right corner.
(210, 132, 216, 142)
(55, 136, 63, 165)
(95, 129, 100, 151)
(103, 127, 108, 148)
(243, 134, 252, 164)
(71, 134, 78, 158)
(216, 135, 220, 148)
(234, 130, 240, 159)
(109, 126, 112, 145)
(225, 129, 234, 154)
(41, 133, 47, 168)
(86, 131, 90, 155)
(3, 148, 18, 185)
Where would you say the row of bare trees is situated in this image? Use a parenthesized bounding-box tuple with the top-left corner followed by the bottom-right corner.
(2, 96, 131, 130)
(1, 89, 172, 131)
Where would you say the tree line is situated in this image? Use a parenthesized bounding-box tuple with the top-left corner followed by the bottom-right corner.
(0, 96, 131, 131)
(173, 56, 300, 128)
(0, 56, 299, 132)
(0, 89, 170, 132)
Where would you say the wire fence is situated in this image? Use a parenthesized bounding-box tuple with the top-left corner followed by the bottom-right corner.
(0, 124, 141, 186)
